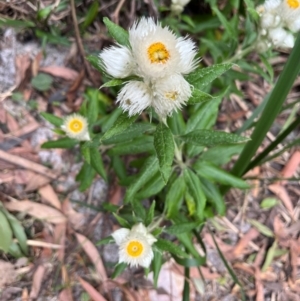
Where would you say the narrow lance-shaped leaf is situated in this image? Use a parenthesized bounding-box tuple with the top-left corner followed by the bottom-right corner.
(90, 146, 107, 181)
(155, 238, 189, 258)
(100, 79, 124, 89)
(101, 112, 138, 141)
(185, 63, 233, 90)
(153, 123, 175, 184)
(40, 112, 63, 127)
(41, 137, 78, 149)
(103, 17, 130, 47)
(194, 161, 249, 189)
(187, 89, 214, 105)
(184, 169, 206, 220)
(179, 129, 249, 147)
(86, 88, 99, 124)
(0, 210, 13, 252)
(165, 175, 186, 218)
(124, 156, 159, 203)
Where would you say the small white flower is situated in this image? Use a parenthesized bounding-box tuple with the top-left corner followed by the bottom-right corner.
(152, 74, 192, 119)
(112, 223, 157, 268)
(61, 114, 90, 141)
(117, 75, 191, 119)
(268, 27, 295, 48)
(99, 45, 134, 78)
(171, 0, 191, 14)
(280, 0, 300, 32)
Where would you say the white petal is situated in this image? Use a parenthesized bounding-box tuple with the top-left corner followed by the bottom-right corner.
(152, 74, 191, 118)
(99, 45, 134, 78)
(146, 233, 157, 245)
(139, 249, 154, 268)
(176, 37, 199, 74)
(269, 27, 294, 48)
(131, 223, 148, 235)
(287, 19, 300, 32)
(112, 228, 130, 245)
(117, 81, 152, 116)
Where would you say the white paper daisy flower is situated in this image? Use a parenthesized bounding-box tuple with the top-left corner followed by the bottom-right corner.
(171, 0, 191, 14)
(280, 0, 300, 32)
(129, 18, 198, 79)
(99, 45, 134, 78)
(112, 223, 157, 268)
(117, 74, 192, 119)
(61, 114, 90, 141)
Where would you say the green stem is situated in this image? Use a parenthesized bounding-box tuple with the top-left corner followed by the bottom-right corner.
(231, 33, 300, 177)
(225, 44, 256, 63)
(245, 115, 300, 172)
(182, 267, 190, 301)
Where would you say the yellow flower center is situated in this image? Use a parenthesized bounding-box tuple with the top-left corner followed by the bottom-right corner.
(68, 119, 84, 133)
(165, 91, 179, 101)
(126, 240, 144, 257)
(287, 0, 299, 8)
(147, 42, 170, 64)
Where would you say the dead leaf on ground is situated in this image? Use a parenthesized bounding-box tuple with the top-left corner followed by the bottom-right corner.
(281, 151, 300, 184)
(54, 222, 66, 262)
(15, 54, 31, 89)
(59, 289, 74, 301)
(4, 200, 66, 224)
(40, 66, 79, 81)
(61, 198, 85, 230)
(75, 232, 107, 281)
(25, 172, 50, 192)
(0, 260, 17, 289)
(233, 228, 260, 258)
(289, 240, 298, 283)
(268, 184, 294, 218)
(6, 112, 19, 133)
(78, 277, 108, 301)
(32, 52, 43, 77)
(38, 184, 61, 210)
(255, 267, 264, 301)
(29, 264, 46, 299)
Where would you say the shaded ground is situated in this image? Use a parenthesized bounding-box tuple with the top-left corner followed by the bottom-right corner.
(1, 1, 300, 301)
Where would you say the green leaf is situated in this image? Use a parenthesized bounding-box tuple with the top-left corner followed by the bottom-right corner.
(184, 169, 206, 220)
(41, 137, 78, 149)
(180, 129, 249, 147)
(152, 250, 162, 288)
(86, 54, 103, 73)
(260, 198, 279, 209)
(80, 143, 91, 164)
(185, 63, 233, 90)
(101, 112, 138, 141)
(37, 6, 52, 20)
(177, 233, 203, 259)
(248, 219, 274, 238)
(153, 123, 174, 184)
(187, 89, 214, 105)
(194, 161, 249, 189)
(76, 162, 96, 191)
(102, 123, 155, 145)
(109, 136, 154, 155)
(155, 238, 189, 258)
(0, 210, 13, 252)
(40, 112, 63, 127)
(82, 1, 99, 30)
(103, 17, 130, 47)
(199, 178, 225, 215)
(262, 240, 277, 272)
(90, 146, 107, 181)
(173, 255, 206, 267)
(86, 88, 99, 124)
(165, 175, 186, 218)
(96, 236, 114, 246)
(131, 199, 146, 221)
(136, 172, 165, 200)
(3, 210, 28, 255)
(8, 242, 23, 258)
(0, 17, 35, 28)
(100, 79, 125, 88)
(31, 73, 53, 91)
(124, 157, 159, 203)
(113, 213, 130, 228)
(165, 222, 198, 235)
(145, 201, 156, 226)
(111, 262, 127, 279)
(211, 5, 236, 39)
(201, 144, 244, 165)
